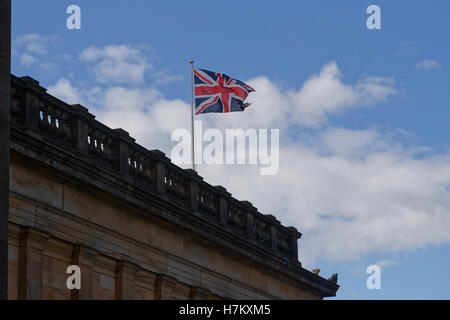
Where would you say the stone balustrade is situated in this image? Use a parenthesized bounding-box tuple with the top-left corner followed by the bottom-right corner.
(9, 74, 302, 263)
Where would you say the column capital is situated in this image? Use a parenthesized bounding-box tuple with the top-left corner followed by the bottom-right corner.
(18, 227, 50, 300)
(19, 227, 51, 251)
(115, 260, 140, 300)
(71, 245, 98, 267)
(70, 245, 98, 300)
(116, 260, 140, 281)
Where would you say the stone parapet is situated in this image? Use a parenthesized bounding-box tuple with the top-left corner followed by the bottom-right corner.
(8, 74, 338, 298)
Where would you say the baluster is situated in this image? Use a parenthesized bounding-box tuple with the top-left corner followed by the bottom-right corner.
(270, 225, 279, 252)
(143, 157, 152, 180)
(215, 186, 230, 225)
(40, 105, 49, 129)
(151, 150, 168, 194)
(49, 109, 57, 131)
(185, 169, 202, 211)
(240, 201, 257, 240)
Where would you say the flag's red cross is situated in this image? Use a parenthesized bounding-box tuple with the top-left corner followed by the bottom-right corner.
(194, 69, 251, 115)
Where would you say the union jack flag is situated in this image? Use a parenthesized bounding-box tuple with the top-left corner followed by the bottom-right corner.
(194, 68, 255, 115)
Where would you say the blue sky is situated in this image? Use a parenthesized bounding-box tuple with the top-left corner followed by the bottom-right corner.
(10, 0, 450, 299)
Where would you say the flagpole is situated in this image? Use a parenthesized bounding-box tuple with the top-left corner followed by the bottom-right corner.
(189, 60, 196, 171)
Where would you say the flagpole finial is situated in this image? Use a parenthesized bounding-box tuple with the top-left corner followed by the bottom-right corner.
(189, 60, 194, 64)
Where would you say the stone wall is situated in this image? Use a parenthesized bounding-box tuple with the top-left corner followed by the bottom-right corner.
(8, 156, 321, 299)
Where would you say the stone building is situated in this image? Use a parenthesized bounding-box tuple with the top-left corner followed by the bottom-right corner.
(6, 74, 339, 299)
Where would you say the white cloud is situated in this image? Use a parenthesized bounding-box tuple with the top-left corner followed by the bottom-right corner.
(20, 53, 36, 67)
(198, 133, 450, 267)
(13, 34, 60, 71)
(47, 79, 84, 105)
(79, 45, 151, 84)
(288, 62, 396, 127)
(415, 59, 442, 71)
(150, 69, 183, 84)
(15, 33, 56, 55)
(315, 127, 384, 158)
(39, 62, 58, 73)
(47, 60, 450, 269)
(198, 62, 396, 130)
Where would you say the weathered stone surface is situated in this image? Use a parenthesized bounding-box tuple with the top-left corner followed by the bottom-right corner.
(7, 224, 20, 300)
(155, 274, 178, 300)
(134, 269, 156, 300)
(10, 161, 63, 209)
(42, 238, 73, 299)
(70, 245, 98, 300)
(18, 227, 50, 299)
(115, 260, 139, 300)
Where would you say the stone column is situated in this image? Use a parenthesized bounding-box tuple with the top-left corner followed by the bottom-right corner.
(0, 0, 11, 301)
(154, 274, 177, 300)
(70, 245, 98, 300)
(115, 260, 139, 300)
(18, 227, 50, 300)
